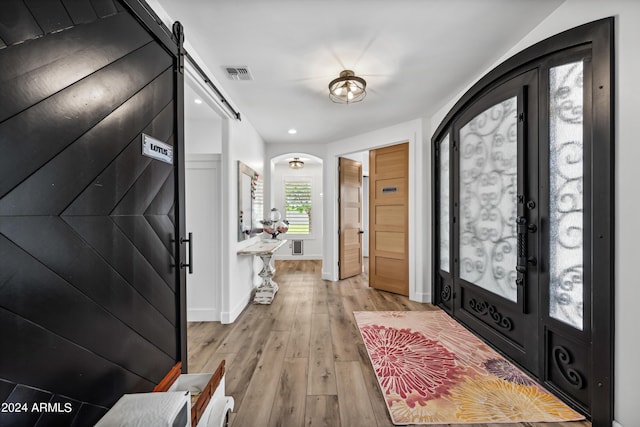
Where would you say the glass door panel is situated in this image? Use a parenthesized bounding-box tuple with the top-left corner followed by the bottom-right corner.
(459, 96, 519, 302)
(439, 134, 450, 272)
(549, 61, 584, 330)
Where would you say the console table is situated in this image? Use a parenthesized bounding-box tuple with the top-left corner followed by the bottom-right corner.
(237, 239, 287, 304)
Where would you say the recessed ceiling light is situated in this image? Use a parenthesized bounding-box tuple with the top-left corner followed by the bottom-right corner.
(194, 99, 203, 104)
(288, 128, 297, 134)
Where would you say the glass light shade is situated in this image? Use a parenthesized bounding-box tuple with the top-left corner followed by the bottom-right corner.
(289, 158, 304, 169)
(329, 70, 366, 103)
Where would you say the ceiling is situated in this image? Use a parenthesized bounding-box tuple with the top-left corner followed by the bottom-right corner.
(154, 0, 564, 145)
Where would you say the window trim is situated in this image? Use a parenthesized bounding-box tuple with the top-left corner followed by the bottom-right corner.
(283, 177, 313, 237)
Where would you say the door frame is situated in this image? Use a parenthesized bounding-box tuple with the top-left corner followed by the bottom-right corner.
(431, 18, 613, 424)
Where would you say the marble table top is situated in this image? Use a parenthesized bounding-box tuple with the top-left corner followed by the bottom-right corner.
(237, 239, 287, 255)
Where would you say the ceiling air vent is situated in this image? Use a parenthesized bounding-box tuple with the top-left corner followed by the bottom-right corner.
(224, 66, 253, 81)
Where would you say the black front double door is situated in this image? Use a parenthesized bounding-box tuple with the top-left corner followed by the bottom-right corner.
(437, 48, 595, 416)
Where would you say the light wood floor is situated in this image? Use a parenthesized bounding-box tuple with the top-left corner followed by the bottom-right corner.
(187, 260, 590, 427)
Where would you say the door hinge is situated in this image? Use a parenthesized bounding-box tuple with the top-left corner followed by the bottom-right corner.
(518, 112, 525, 122)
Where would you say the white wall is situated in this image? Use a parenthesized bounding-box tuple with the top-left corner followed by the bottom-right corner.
(428, 2, 640, 425)
(185, 118, 222, 154)
(271, 163, 323, 260)
(221, 116, 266, 323)
(184, 73, 223, 154)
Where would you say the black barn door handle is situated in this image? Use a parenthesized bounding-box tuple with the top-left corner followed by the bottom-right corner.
(180, 232, 193, 274)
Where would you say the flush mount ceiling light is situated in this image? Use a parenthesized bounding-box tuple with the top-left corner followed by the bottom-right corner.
(289, 157, 304, 169)
(328, 70, 366, 104)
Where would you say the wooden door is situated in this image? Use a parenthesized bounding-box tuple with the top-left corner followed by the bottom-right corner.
(369, 143, 409, 295)
(339, 157, 363, 279)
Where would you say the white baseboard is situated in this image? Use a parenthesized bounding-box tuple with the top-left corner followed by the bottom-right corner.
(412, 291, 432, 304)
(275, 255, 322, 261)
(321, 270, 336, 281)
(221, 288, 253, 324)
(187, 308, 220, 322)
(613, 420, 624, 427)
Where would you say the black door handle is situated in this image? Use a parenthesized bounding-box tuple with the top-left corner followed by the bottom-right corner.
(516, 216, 528, 274)
(516, 217, 536, 277)
(180, 232, 193, 274)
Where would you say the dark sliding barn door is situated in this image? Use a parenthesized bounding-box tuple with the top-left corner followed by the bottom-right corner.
(0, 1, 187, 425)
(433, 19, 613, 425)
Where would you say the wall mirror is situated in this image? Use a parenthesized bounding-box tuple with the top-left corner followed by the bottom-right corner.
(238, 161, 263, 241)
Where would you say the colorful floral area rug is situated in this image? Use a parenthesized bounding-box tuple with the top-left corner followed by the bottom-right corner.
(354, 310, 584, 425)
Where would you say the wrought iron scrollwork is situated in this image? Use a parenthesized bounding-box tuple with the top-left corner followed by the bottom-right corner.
(468, 298, 513, 330)
(552, 345, 585, 389)
(441, 284, 452, 302)
(458, 97, 519, 302)
(549, 61, 585, 330)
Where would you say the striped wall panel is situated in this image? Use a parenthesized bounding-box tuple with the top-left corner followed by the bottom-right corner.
(0, 1, 182, 425)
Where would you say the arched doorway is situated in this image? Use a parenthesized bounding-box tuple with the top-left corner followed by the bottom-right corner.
(269, 153, 323, 260)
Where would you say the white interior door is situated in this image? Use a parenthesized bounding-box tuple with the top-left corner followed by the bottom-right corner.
(185, 154, 221, 321)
